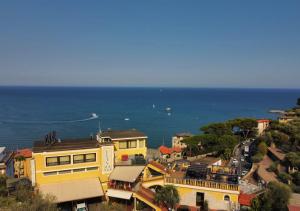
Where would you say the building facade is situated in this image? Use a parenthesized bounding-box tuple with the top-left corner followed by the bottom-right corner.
(97, 129, 147, 164)
(31, 138, 114, 204)
(172, 132, 193, 149)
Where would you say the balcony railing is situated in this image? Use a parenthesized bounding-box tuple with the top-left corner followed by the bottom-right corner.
(165, 176, 239, 191)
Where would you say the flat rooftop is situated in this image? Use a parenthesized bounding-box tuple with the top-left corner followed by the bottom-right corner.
(33, 138, 104, 153)
(99, 129, 147, 140)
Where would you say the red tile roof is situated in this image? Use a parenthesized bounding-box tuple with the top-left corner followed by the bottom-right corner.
(15, 148, 32, 158)
(159, 145, 182, 155)
(257, 119, 270, 123)
(288, 205, 300, 211)
(239, 192, 256, 207)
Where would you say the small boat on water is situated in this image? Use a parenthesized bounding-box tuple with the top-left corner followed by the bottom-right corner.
(165, 107, 172, 112)
(152, 104, 156, 109)
(91, 113, 98, 118)
(124, 118, 130, 121)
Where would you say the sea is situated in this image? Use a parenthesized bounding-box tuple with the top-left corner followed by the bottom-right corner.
(0, 87, 299, 149)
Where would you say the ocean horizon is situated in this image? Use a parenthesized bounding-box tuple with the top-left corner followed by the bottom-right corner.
(0, 86, 299, 149)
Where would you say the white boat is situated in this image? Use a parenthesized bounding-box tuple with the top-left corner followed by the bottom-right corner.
(124, 118, 130, 121)
(152, 104, 156, 109)
(165, 107, 172, 112)
(91, 113, 98, 118)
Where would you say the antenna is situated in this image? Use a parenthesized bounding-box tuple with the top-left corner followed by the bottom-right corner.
(98, 120, 102, 133)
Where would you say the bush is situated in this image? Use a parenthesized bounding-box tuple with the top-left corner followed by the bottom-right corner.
(267, 162, 278, 173)
(252, 153, 263, 163)
(278, 172, 292, 184)
(258, 141, 268, 155)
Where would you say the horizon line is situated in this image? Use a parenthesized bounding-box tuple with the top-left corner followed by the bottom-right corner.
(0, 85, 300, 90)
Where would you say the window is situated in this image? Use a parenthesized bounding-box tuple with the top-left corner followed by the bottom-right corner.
(46, 157, 58, 166)
(119, 141, 127, 149)
(73, 154, 84, 163)
(73, 153, 96, 163)
(139, 140, 145, 148)
(129, 140, 137, 148)
(85, 153, 96, 162)
(224, 195, 230, 201)
(196, 192, 204, 207)
(119, 140, 138, 149)
(59, 156, 71, 165)
(46, 155, 71, 166)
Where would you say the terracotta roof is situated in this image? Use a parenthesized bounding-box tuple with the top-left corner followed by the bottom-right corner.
(288, 205, 300, 211)
(159, 146, 172, 154)
(239, 192, 256, 206)
(159, 145, 182, 155)
(15, 148, 32, 158)
(257, 119, 270, 123)
(99, 129, 147, 140)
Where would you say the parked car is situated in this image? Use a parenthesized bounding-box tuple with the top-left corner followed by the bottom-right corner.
(76, 202, 88, 211)
(241, 170, 248, 176)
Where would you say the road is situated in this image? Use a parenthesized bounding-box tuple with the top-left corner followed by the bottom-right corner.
(230, 139, 254, 177)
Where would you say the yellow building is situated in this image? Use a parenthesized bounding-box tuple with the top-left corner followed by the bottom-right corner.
(31, 137, 115, 205)
(97, 129, 147, 164)
(141, 162, 240, 211)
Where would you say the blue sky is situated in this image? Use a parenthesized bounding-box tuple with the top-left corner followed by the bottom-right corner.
(0, 1, 300, 88)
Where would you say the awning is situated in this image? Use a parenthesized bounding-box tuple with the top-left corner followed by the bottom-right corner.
(39, 178, 104, 203)
(106, 189, 132, 200)
(109, 166, 145, 182)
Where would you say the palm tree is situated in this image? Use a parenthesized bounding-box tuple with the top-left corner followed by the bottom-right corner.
(154, 185, 180, 210)
(15, 155, 25, 178)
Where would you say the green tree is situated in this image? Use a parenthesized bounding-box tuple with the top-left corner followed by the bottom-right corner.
(250, 197, 260, 211)
(278, 172, 292, 184)
(228, 118, 257, 140)
(154, 185, 180, 210)
(264, 181, 291, 211)
(285, 152, 300, 169)
(200, 122, 232, 136)
(251, 153, 263, 163)
(258, 141, 268, 155)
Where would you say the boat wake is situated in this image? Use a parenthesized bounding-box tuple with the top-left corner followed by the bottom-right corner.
(1, 113, 99, 124)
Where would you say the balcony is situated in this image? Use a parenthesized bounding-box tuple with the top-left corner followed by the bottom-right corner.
(165, 176, 239, 191)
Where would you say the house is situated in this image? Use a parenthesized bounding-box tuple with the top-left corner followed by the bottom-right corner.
(107, 165, 145, 210)
(14, 148, 32, 179)
(159, 145, 182, 160)
(141, 162, 240, 211)
(31, 135, 114, 205)
(97, 129, 147, 164)
(0, 147, 14, 177)
(172, 132, 193, 149)
(256, 119, 270, 135)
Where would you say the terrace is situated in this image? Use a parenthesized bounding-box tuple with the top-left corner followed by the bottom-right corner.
(165, 163, 240, 191)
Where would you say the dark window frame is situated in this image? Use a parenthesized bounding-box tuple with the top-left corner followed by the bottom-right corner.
(46, 155, 71, 166)
(73, 153, 96, 164)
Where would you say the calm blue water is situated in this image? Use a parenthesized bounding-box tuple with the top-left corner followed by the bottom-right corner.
(0, 87, 299, 149)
